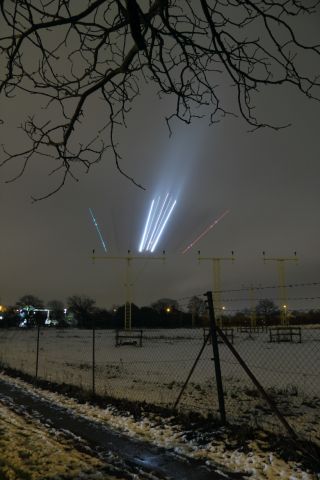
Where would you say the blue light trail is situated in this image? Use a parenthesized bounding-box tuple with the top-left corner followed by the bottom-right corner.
(89, 208, 107, 253)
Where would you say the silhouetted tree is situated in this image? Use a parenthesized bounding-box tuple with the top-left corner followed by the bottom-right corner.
(92, 308, 114, 329)
(151, 298, 179, 314)
(16, 294, 44, 309)
(138, 306, 160, 328)
(47, 300, 65, 322)
(256, 299, 279, 325)
(0, 306, 19, 328)
(0, 2, 319, 198)
(187, 296, 206, 326)
(67, 295, 96, 328)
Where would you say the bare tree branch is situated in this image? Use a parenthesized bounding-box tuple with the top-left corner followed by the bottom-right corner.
(0, 0, 319, 197)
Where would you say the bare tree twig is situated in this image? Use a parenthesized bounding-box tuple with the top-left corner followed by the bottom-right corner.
(0, 0, 319, 197)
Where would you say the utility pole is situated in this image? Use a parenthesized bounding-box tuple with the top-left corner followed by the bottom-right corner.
(263, 252, 298, 325)
(249, 285, 257, 328)
(198, 251, 235, 327)
(92, 250, 165, 330)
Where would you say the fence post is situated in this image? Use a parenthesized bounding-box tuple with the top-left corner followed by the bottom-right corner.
(206, 291, 226, 424)
(35, 320, 40, 380)
(173, 330, 211, 409)
(92, 317, 96, 396)
(216, 324, 298, 441)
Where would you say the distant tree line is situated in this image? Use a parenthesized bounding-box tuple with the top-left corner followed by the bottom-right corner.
(0, 294, 319, 329)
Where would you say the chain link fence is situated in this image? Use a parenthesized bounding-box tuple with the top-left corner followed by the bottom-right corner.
(0, 313, 319, 445)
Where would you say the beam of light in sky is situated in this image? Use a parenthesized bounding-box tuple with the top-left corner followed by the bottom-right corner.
(181, 209, 230, 254)
(89, 208, 107, 253)
(146, 193, 169, 251)
(139, 195, 177, 253)
(149, 194, 173, 251)
(150, 199, 177, 253)
(139, 199, 155, 252)
(145, 196, 160, 250)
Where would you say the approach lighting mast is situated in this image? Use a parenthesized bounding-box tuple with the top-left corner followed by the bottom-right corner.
(262, 252, 298, 325)
(92, 251, 165, 330)
(249, 285, 257, 328)
(198, 251, 235, 327)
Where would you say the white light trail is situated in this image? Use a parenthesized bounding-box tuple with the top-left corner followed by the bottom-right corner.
(145, 196, 160, 250)
(182, 209, 230, 254)
(139, 199, 155, 252)
(89, 208, 107, 253)
(139, 194, 177, 253)
(151, 200, 177, 252)
(146, 193, 169, 251)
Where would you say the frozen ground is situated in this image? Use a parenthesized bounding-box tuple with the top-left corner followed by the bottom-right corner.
(0, 327, 319, 443)
(0, 372, 319, 480)
(0, 399, 120, 480)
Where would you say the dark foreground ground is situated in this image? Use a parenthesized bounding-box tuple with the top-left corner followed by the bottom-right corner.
(0, 377, 246, 480)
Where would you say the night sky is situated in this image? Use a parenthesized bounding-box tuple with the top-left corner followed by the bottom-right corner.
(1, 8, 320, 314)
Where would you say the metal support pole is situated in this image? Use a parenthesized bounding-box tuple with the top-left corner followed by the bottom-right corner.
(173, 331, 211, 409)
(206, 291, 226, 424)
(216, 325, 298, 441)
(263, 253, 298, 326)
(35, 321, 40, 380)
(92, 317, 96, 396)
(212, 260, 222, 327)
(249, 286, 257, 328)
(92, 252, 165, 330)
(198, 253, 234, 328)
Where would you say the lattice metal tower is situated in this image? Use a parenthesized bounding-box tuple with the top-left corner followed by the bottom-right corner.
(263, 252, 298, 325)
(92, 250, 165, 330)
(249, 286, 257, 328)
(198, 251, 235, 327)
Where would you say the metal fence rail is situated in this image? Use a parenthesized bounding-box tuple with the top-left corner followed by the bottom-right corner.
(0, 321, 319, 445)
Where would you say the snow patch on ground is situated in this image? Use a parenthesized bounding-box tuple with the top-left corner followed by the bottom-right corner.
(0, 372, 318, 480)
(0, 401, 119, 479)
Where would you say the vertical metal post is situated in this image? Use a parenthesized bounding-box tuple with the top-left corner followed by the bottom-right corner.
(124, 255, 132, 330)
(262, 253, 298, 326)
(198, 252, 235, 329)
(35, 320, 40, 380)
(212, 259, 222, 327)
(216, 324, 298, 441)
(92, 317, 96, 396)
(206, 291, 226, 424)
(249, 286, 257, 328)
(91, 252, 165, 331)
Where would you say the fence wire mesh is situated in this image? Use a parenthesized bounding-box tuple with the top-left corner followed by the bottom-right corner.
(0, 315, 319, 445)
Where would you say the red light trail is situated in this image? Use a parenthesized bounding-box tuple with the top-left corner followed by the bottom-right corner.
(181, 209, 230, 254)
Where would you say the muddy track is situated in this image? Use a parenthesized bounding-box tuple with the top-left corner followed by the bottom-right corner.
(0, 378, 246, 480)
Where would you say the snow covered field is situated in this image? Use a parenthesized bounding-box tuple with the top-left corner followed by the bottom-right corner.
(0, 327, 319, 443)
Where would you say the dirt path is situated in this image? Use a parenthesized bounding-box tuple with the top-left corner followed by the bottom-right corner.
(0, 378, 245, 480)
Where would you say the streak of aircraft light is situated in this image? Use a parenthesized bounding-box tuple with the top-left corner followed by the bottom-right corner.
(149, 195, 174, 251)
(145, 196, 160, 251)
(139, 199, 155, 252)
(151, 199, 177, 252)
(181, 209, 230, 254)
(139, 195, 177, 253)
(146, 193, 169, 251)
(147, 193, 170, 251)
(89, 208, 108, 252)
